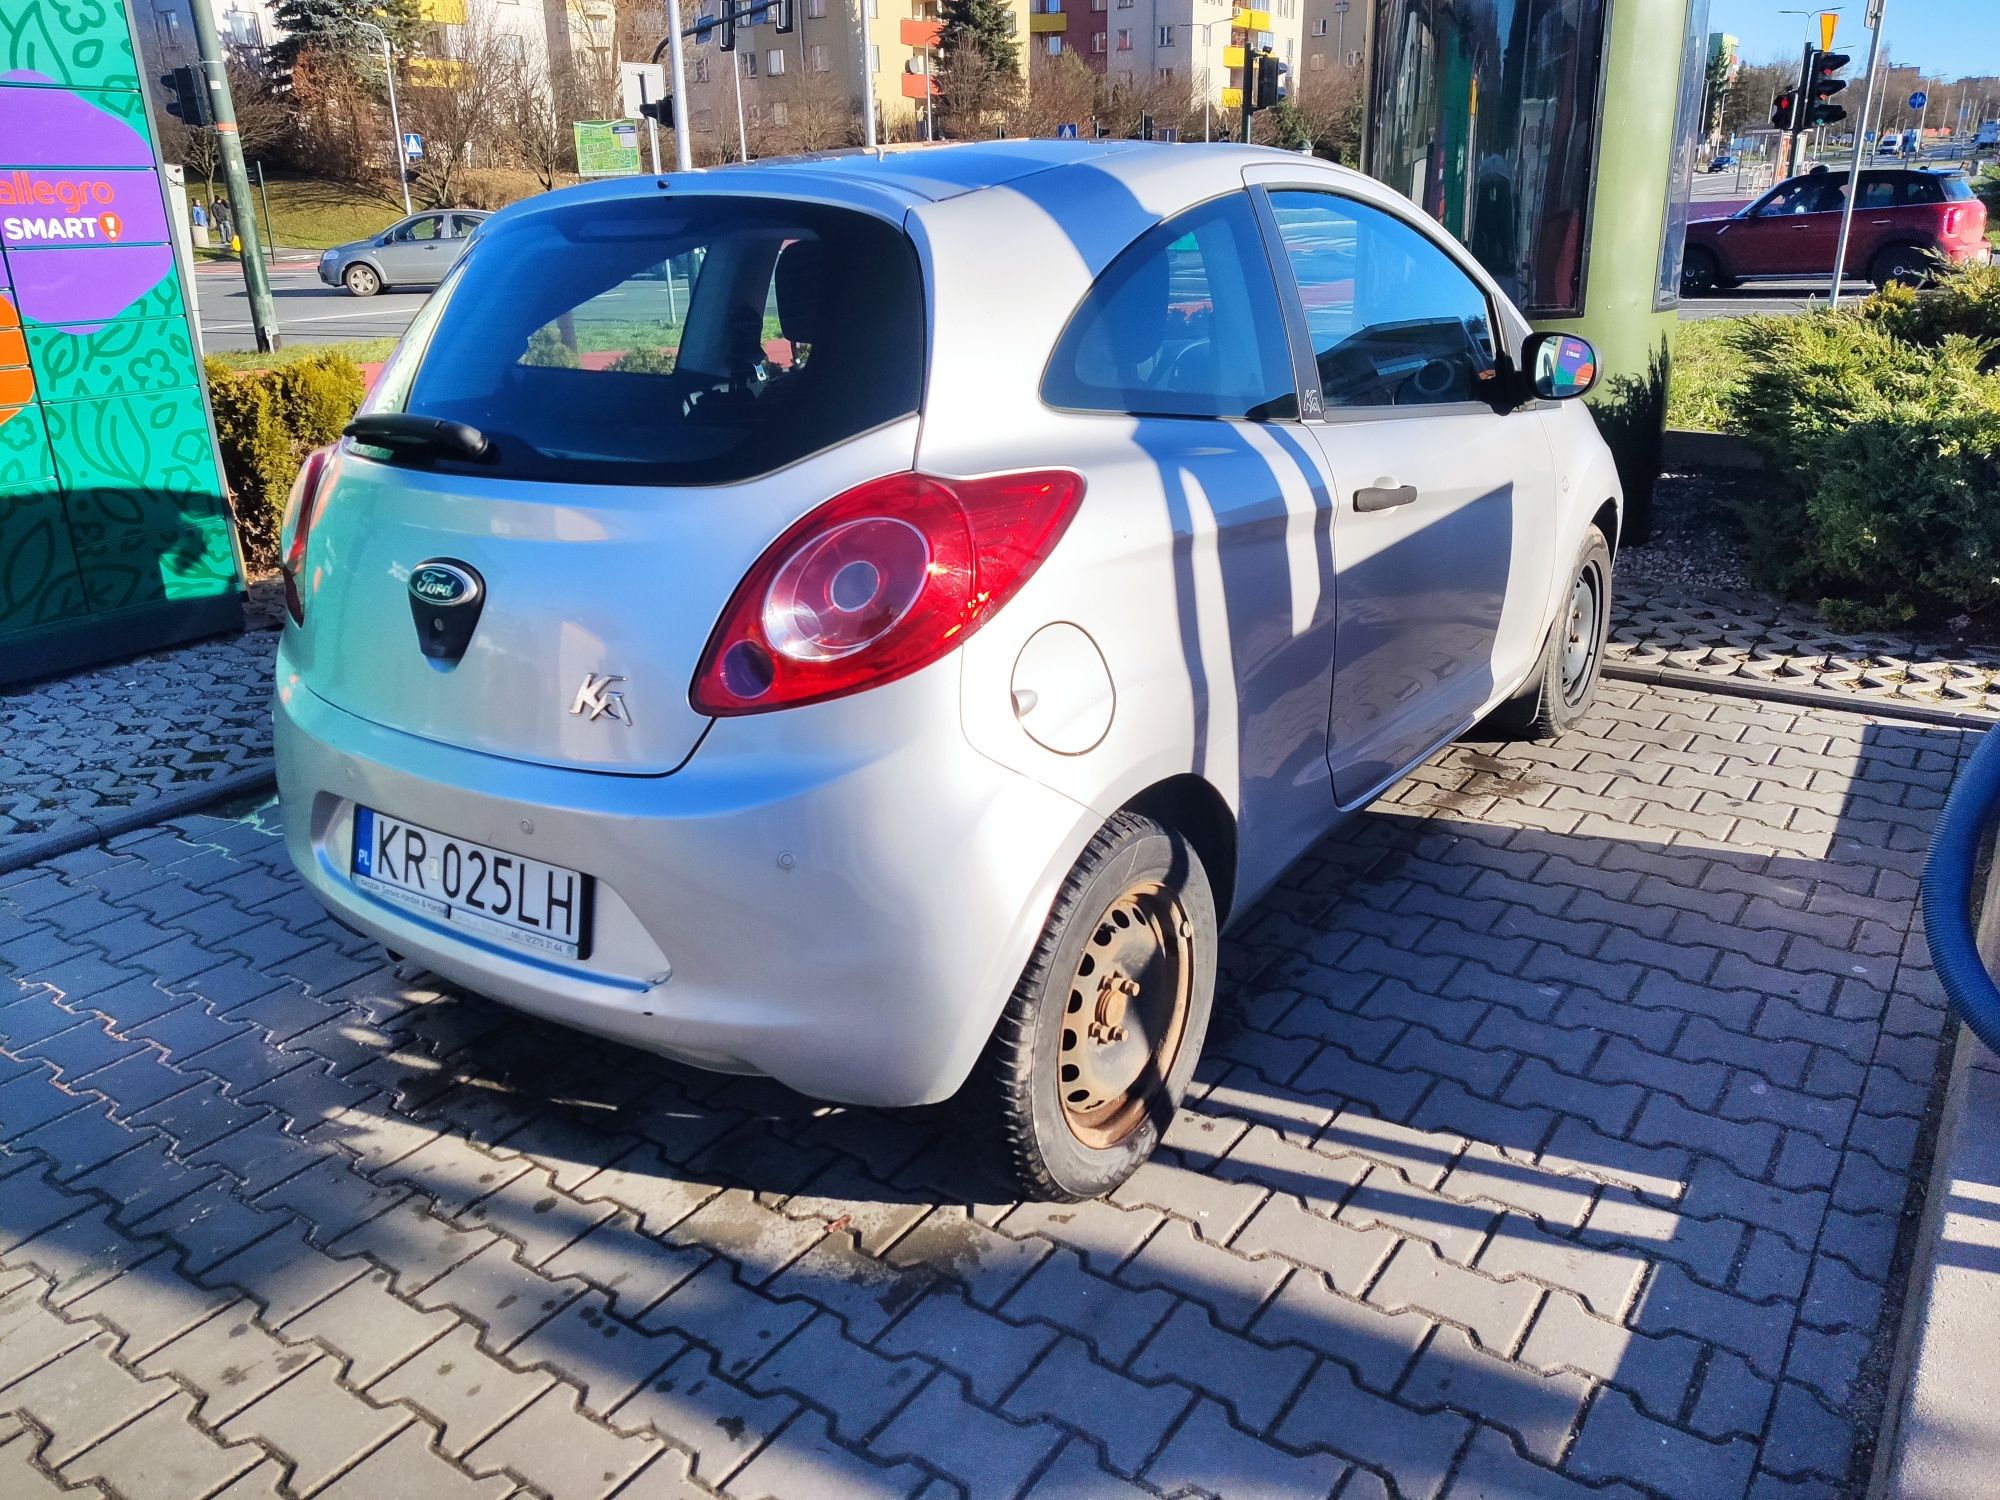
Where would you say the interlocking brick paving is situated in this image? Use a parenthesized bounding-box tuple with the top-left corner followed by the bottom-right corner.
(0, 682, 1969, 1499)
(1608, 577, 2000, 717)
(0, 626, 275, 866)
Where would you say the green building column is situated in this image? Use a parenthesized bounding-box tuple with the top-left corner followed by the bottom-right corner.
(1534, 0, 1710, 545)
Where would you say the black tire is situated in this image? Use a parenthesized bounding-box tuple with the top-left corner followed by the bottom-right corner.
(1487, 525, 1613, 741)
(967, 812, 1217, 1201)
(1871, 243, 1931, 290)
(344, 263, 382, 297)
(1680, 246, 1722, 297)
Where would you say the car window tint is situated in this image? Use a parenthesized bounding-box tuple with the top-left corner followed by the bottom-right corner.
(1904, 175, 1946, 204)
(387, 197, 924, 486)
(1858, 179, 1898, 210)
(1041, 193, 1297, 421)
(1940, 176, 1975, 202)
(1267, 190, 1498, 411)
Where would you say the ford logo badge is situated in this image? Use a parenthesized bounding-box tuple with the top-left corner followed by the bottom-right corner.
(408, 560, 481, 607)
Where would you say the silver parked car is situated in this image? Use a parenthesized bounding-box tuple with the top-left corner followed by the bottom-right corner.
(275, 142, 1619, 1199)
(318, 209, 488, 296)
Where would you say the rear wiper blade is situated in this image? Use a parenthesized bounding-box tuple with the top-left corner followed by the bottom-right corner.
(345, 411, 493, 463)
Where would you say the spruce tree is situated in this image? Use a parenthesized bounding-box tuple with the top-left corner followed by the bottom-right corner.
(941, 0, 1019, 79)
(270, 0, 423, 72)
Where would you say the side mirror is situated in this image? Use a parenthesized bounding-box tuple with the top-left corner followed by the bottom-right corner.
(1522, 332, 1598, 401)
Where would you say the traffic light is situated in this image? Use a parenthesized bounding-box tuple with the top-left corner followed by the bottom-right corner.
(1253, 49, 1289, 112)
(160, 64, 209, 127)
(1771, 89, 1800, 132)
(1808, 50, 1850, 126)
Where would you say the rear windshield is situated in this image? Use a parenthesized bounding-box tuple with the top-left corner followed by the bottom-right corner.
(371, 194, 925, 485)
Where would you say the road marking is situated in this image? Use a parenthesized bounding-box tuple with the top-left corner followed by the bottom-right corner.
(203, 305, 416, 333)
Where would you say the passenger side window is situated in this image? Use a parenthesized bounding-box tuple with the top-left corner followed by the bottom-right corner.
(1266, 190, 1498, 411)
(1042, 193, 1297, 421)
(1858, 179, 1899, 210)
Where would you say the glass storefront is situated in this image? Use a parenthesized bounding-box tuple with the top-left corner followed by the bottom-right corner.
(1365, 0, 1610, 317)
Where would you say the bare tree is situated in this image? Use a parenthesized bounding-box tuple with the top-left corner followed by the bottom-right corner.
(502, 54, 585, 189)
(287, 43, 397, 185)
(1013, 50, 1096, 137)
(1287, 62, 1363, 162)
(772, 69, 856, 153)
(398, 16, 518, 205)
(158, 52, 292, 196)
(935, 45, 1019, 138)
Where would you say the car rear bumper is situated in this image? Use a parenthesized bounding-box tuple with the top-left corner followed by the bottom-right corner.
(273, 663, 1095, 1108)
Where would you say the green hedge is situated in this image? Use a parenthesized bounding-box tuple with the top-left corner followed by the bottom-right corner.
(205, 349, 364, 570)
(1720, 263, 2000, 629)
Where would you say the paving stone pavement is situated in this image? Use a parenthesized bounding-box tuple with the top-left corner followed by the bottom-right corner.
(0, 623, 277, 862)
(1608, 578, 2000, 717)
(0, 680, 1969, 1500)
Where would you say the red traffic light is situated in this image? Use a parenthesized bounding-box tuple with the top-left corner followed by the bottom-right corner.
(1772, 90, 1800, 131)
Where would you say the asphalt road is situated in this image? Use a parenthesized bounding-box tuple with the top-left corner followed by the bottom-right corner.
(193, 258, 429, 354)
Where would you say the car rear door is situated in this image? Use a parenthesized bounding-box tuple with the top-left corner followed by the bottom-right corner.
(1249, 175, 1557, 807)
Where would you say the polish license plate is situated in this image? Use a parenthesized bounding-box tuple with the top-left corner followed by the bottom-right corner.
(350, 807, 591, 960)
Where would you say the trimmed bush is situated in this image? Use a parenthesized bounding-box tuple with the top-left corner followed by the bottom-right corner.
(205, 349, 364, 570)
(1723, 308, 2000, 628)
(1856, 257, 2000, 364)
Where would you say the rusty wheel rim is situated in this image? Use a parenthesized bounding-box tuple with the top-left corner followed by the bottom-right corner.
(1057, 879, 1194, 1150)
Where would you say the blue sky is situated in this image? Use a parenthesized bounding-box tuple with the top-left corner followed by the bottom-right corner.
(1711, 0, 2000, 76)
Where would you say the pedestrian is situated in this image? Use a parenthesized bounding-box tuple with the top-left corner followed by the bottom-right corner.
(188, 198, 210, 249)
(210, 195, 232, 242)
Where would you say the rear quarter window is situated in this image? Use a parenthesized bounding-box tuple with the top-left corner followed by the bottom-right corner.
(375, 195, 925, 486)
(1939, 176, 1975, 202)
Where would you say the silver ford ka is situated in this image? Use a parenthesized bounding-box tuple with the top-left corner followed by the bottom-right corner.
(274, 141, 1620, 1200)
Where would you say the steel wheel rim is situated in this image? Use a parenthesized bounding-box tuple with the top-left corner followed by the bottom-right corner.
(1056, 879, 1194, 1150)
(1562, 562, 1602, 701)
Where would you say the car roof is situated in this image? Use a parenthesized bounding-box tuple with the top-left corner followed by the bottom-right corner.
(484, 140, 1337, 225)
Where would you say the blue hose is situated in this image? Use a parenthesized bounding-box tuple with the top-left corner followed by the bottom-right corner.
(1922, 725, 2000, 1056)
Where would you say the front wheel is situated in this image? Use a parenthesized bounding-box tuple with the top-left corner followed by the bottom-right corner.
(1488, 525, 1613, 741)
(967, 812, 1217, 1201)
(344, 263, 382, 297)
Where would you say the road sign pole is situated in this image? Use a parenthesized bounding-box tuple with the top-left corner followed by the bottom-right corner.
(358, 23, 411, 216)
(1830, 0, 1886, 308)
(187, 0, 278, 351)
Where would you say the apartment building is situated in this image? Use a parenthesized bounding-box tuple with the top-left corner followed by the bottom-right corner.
(679, 0, 1032, 147)
(1298, 0, 1360, 85)
(1088, 0, 1303, 120)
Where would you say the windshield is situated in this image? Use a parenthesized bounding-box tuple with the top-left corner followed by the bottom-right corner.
(376, 193, 925, 485)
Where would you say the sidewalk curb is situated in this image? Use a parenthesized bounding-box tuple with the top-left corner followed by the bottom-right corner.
(1604, 661, 1996, 730)
(1865, 1024, 1979, 1500)
(0, 765, 275, 878)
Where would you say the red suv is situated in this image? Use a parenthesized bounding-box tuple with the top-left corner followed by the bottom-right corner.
(1681, 167, 1990, 295)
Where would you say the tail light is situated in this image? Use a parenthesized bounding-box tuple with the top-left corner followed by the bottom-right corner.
(279, 444, 336, 627)
(691, 468, 1084, 716)
(1944, 206, 1966, 239)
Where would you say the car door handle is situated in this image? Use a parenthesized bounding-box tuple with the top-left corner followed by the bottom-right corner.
(1354, 483, 1418, 513)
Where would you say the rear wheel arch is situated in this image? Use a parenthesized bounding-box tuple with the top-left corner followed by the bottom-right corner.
(1591, 498, 1620, 557)
(1120, 775, 1238, 926)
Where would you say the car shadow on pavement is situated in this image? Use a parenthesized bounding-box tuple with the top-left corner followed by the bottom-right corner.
(0, 701, 1970, 1499)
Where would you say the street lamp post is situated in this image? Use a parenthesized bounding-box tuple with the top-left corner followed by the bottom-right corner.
(355, 21, 411, 216)
(1830, 0, 1887, 307)
(1194, 16, 1228, 142)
